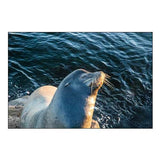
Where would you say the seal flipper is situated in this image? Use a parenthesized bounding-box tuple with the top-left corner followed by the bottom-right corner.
(91, 119, 100, 128)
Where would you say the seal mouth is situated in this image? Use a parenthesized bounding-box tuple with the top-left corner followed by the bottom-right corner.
(82, 71, 113, 94)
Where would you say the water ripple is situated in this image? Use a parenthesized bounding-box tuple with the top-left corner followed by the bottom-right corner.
(8, 32, 152, 128)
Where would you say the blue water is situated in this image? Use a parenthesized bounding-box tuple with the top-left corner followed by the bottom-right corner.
(8, 32, 152, 128)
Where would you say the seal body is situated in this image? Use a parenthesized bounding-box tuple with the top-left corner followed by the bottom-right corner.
(20, 69, 107, 128)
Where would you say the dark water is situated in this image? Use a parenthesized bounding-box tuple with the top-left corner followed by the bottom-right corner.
(8, 32, 152, 128)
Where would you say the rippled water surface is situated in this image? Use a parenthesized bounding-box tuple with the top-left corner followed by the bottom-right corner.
(8, 32, 152, 128)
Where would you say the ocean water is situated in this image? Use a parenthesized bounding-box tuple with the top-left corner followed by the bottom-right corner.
(8, 32, 152, 128)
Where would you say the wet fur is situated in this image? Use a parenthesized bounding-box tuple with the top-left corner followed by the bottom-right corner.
(20, 69, 106, 128)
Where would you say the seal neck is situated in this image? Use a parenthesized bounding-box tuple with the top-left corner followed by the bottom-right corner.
(81, 95, 97, 128)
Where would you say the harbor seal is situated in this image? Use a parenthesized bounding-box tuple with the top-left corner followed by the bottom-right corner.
(20, 69, 111, 128)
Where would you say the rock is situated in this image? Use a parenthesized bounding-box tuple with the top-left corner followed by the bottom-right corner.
(8, 96, 29, 128)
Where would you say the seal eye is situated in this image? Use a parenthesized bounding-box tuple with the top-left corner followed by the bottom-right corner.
(64, 82, 70, 87)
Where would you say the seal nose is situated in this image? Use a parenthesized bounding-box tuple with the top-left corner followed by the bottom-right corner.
(90, 71, 106, 92)
(94, 71, 105, 80)
(82, 71, 105, 88)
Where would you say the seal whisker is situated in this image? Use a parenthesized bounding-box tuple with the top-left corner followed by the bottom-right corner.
(104, 81, 113, 89)
(90, 82, 93, 94)
(104, 79, 112, 86)
(104, 79, 114, 89)
(84, 78, 92, 83)
(105, 73, 111, 79)
(84, 78, 93, 86)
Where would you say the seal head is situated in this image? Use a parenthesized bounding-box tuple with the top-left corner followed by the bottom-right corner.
(21, 69, 111, 128)
(46, 69, 106, 128)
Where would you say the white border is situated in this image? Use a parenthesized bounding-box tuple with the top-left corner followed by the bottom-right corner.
(1, 0, 160, 160)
